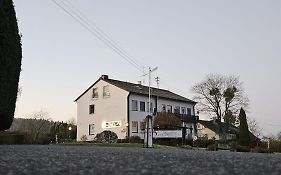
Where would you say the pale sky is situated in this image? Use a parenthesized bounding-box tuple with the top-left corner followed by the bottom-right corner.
(13, 0, 281, 136)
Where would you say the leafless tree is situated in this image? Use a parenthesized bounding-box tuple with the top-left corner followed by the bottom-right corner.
(192, 74, 249, 123)
(25, 110, 52, 143)
(248, 118, 263, 138)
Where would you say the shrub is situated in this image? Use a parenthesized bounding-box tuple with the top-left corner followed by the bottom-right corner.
(236, 145, 250, 152)
(207, 144, 217, 151)
(128, 136, 141, 143)
(154, 112, 182, 129)
(229, 141, 238, 152)
(154, 138, 182, 146)
(0, 132, 24, 144)
(95, 130, 118, 143)
(269, 140, 281, 153)
(251, 147, 273, 154)
(194, 139, 215, 148)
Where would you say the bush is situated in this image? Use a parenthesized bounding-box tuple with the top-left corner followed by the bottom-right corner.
(229, 142, 238, 151)
(128, 136, 141, 143)
(154, 138, 182, 146)
(236, 145, 250, 152)
(95, 130, 118, 143)
(251, 147, 273, 154)
(117, 138, 129, 143)
(269, 140, 281, 153)
(194, 139, 215, 148)
(0, 132, 24, 144)
(154, 112, 182, 129)
(207, 144, 217, 151)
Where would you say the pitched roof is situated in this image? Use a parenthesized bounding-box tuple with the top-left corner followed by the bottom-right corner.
(198, 120, 238, 134)
(74, 76, 196, 103)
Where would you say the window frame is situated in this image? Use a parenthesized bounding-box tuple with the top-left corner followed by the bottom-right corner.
(167, 105, 172, 113)
(140, 101, 146, 112)
(92, 88, 99, 99)
(131, 121, 138, 133)
(103, 85, 110, 98)
(162, 104, 166, 112)
(89, 104, 95, 114)
(181, 107, 186, 114)
(186, 108, 192, 115)
(132, 100, 138, 111)
(89, 124, 95, 135)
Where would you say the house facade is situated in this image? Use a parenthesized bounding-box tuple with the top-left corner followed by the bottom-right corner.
(196, 120, 237, 140)
(75, 75, 198, 141)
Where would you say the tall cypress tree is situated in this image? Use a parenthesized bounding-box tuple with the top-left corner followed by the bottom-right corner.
(0, 0, 22, 130)
(238, 108, 250, 146)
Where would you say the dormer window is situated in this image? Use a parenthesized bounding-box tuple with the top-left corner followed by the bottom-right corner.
(92, 88, 98, 99)
(103, 85, 110, 97)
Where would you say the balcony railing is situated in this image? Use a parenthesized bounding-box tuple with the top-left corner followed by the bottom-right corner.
(173, 113, 199, 123)
(155, 112, 199, 123)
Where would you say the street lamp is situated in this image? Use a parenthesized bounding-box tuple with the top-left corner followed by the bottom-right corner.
(68, 126, 72, 140)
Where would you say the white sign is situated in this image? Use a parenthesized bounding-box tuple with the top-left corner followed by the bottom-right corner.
(102, 121, 122, 129)
(154, 130, 182, 138)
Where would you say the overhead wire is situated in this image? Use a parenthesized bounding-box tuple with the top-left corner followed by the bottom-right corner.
(63, 0, 145, 70)
(51, 0, 143, 72)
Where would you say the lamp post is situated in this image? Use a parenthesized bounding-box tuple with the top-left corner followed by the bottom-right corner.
(68, 126, 72, 140)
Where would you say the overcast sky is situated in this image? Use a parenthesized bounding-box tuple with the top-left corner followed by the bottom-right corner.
(13, 0, 281, 136)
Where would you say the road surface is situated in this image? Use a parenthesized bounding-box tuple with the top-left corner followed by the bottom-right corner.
(0, 145, 280, 175)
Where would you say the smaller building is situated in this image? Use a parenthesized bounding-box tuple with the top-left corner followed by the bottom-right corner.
(196, 120, 237, 140)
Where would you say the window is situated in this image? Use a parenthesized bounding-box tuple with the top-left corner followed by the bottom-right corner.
(140, 101, 146, 112)
(89, 124, 95, 135)
(167, 105, 172, 113)
(181, 107, 186, 114)
(147, 102, 153, 113)
(162, 104, 166, 112)
(132, 100, 138, 111)
(89, 105, 95, 114)
(92, 88, 98, 98)
(186, 108, 191, 115)
(132, 121, 138, 133)
(174, 106, 180, 114)
(103, 85, 110, 97)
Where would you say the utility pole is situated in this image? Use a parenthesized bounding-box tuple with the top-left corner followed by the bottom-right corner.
(148, 67, 158, 115)
(143, 66, 158, 148)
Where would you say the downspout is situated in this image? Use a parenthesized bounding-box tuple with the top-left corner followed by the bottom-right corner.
(127, 92, 131, 138)
(193, 104, 198, 135)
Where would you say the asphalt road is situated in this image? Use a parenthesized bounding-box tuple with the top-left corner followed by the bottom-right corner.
(0, 145, 281, 175)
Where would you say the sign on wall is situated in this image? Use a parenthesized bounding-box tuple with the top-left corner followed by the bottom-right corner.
(102, 121, 122, 129)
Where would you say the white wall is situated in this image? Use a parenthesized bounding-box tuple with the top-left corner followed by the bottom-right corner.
(128, 94, 196, 138)
(76, 79, 129, 141)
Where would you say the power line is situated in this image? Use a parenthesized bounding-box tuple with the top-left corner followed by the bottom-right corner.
(51, 0, 143, 72)
(63, 0, 144, 70)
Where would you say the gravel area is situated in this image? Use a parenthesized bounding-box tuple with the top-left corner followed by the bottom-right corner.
(0, 145, 281, 175)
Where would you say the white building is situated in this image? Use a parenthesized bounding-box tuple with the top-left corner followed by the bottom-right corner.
(75, 75, 198, 141)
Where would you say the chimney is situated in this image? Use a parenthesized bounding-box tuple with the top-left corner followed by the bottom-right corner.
(138, 81, 142, 85)
(101, 75, 109, 80)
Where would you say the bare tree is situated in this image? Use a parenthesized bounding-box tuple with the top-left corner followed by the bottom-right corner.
(248, 117, 263, 138)
(25, 110, 52, 143)
(192, 74, 249, 124)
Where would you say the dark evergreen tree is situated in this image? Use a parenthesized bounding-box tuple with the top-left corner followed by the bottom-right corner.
(238, 108, 250, 146)
(0, 0, 22, 130)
